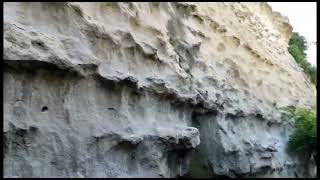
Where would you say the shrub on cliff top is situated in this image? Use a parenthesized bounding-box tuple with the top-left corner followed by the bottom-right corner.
(288, 32, 317, 85)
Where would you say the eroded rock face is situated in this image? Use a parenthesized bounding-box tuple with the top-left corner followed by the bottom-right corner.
(3, 2, 316, 178)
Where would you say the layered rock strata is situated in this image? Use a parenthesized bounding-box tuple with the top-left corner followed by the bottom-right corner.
(3, 2, 316, 178)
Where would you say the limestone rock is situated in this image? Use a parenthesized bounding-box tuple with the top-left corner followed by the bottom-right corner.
(3, 2, 316, 178)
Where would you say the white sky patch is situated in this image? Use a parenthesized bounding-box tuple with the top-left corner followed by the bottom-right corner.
(268, 2, 317, 67)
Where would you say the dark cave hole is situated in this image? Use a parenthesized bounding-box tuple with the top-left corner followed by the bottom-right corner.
(41, 106, 49, 112)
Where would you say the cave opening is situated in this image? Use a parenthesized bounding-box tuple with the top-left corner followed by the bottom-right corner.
(41, 106, 49, 112)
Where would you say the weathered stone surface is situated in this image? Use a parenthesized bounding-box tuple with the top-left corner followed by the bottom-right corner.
(3, 2, 316, 178)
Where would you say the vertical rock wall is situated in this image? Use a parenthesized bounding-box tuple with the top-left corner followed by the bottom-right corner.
(3, 2, 316, 178)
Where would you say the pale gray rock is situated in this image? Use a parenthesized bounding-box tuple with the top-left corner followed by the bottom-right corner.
(3, 2, 316, 178)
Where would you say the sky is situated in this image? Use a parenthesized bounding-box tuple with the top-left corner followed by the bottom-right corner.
(268, 2, 317, 67)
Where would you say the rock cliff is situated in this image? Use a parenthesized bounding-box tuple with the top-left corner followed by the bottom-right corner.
(3, 2, 316, 178)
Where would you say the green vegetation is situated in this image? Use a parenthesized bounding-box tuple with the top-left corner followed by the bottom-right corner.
(288, 32, 317, 85)
(189, 149, 211, 178)
(282, 107, 316, 157)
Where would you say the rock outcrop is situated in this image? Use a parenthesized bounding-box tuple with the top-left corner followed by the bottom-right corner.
(3, 2, 316, 178)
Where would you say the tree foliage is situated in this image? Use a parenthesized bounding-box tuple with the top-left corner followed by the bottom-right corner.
(288, 32, 317, 85)
(286, 108, 316, 156)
